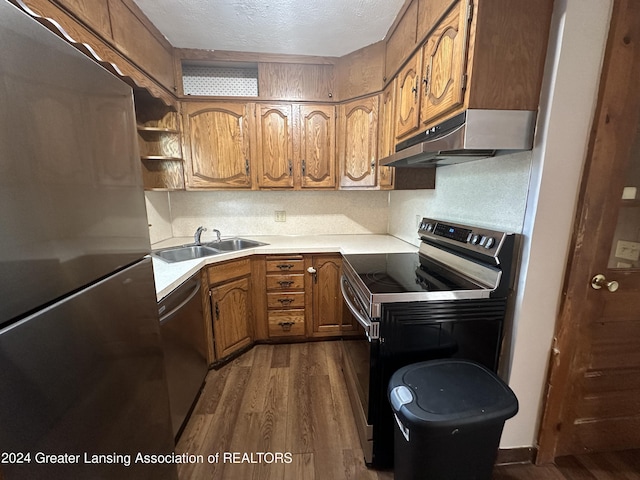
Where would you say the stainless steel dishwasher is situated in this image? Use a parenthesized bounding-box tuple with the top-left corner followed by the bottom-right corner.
(158, 272, 208, 440)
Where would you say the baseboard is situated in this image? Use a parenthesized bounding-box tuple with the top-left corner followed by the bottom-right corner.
(496, 447, 537, 465)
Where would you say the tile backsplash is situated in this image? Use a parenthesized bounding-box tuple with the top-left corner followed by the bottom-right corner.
(145, 190, 389, 244)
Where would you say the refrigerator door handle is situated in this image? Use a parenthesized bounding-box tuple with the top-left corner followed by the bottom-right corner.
(159, 280, 202, 324)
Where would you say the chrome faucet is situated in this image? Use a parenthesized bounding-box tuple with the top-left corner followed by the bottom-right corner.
(194, 226, 207, 245)
(212, 229, 221, 243)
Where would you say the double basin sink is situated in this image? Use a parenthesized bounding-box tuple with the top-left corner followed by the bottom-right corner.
(153, 238, 267, 263)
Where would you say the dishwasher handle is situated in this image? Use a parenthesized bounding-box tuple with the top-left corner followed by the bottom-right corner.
(159, 279, 201, 325)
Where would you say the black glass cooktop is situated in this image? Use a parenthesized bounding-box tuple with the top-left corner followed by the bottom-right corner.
(343, 253, 480, 294)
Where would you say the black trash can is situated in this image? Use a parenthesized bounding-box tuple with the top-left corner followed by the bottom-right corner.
(388, 359, 518, 480)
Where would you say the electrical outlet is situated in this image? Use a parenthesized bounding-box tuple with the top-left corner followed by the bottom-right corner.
(275, 210, 286, 222)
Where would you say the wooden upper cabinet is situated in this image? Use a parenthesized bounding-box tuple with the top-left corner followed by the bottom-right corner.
(378, 83, 396, 189)
(417, 0, 458, 42)
(255, 104, 295, 188)
(184, 102, 252, 189)
(419, 0, 470, 127)
(338, 95, 379, 189)
(395, 52, 422, 139)
(258, 63, 335, 102)
(384, 0, 419, 82)
(298, 105, 336, 189)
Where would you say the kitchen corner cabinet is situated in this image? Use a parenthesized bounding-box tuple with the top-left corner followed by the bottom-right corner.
(306, 254, 358, 337)
(207, 258, 253, 360)
(255, 104, 336, 189)
(183, 102, 253, 189)
(338, 95, 379, 189)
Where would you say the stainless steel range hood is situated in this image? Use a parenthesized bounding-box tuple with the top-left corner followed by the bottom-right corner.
(380, 109, 537, 167)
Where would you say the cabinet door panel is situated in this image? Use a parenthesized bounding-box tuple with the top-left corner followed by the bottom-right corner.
(395, 52, 422, 139)
(378, 83, 396, 189)
(186, 103, 251, 188)
(338, 96, 379, 188)
(211, 277, 252, 359)
(256, 104, 294, 188)
(420, 0, 470, 126)
(299, 105, 336, 189)
(310, 255, 343, 336)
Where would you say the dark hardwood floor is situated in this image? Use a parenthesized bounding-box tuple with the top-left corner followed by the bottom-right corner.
(176, 341, 640, 479)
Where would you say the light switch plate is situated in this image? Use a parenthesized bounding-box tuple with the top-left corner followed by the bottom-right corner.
(275, 210, 286, 222)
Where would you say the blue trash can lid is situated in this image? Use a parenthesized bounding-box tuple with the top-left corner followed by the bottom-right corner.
(389, 359, 518, 426)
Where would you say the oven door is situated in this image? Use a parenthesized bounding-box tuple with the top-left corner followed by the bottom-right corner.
(340, 274, 379, 465)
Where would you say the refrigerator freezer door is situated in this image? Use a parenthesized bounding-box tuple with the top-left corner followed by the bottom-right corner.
(0, 258, 178, 480)
(0, 2, 151, 326)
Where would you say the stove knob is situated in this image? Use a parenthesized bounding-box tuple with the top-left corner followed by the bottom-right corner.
(426, 223, 434, 232)
(470, 234, 481, 245)
(485, 237, 496, 249)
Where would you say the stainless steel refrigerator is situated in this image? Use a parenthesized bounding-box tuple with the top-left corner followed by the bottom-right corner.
(0, 3, 178, 479)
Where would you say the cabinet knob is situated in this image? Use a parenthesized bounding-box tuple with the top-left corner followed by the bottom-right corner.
(307, 266, 317, 284)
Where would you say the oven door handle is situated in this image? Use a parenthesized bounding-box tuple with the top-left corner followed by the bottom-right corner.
(340, 275, 379, 341)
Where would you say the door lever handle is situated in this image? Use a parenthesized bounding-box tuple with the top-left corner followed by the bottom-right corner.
(591, 274, 619, 292)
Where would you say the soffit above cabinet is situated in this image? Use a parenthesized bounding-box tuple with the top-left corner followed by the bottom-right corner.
(132, 0, 405, 57)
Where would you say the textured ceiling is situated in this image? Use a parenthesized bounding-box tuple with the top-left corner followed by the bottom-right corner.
(133, 0, 405, 57)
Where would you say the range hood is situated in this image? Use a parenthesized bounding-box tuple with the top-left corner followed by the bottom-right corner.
(380, 109, 537, 167)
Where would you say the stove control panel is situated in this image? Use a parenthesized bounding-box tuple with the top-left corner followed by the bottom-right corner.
(418, 218, 507, 255)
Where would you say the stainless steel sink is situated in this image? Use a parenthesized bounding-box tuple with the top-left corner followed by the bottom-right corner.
(153, 245, 220, 263)
(153, 238, 267, 263)
(205, 238, 267, 251)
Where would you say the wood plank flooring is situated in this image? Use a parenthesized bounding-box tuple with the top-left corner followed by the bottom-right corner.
(176, 341, 640, 479)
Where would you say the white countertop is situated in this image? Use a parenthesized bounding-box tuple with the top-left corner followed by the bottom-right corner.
(151, 234, 418, 301)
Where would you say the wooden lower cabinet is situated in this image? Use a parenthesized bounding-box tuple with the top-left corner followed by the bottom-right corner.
(264, 255, 307, 339)
(306, 254, 359, 337)
(203, 253, 359, 359)
(207, 259, 253, 360)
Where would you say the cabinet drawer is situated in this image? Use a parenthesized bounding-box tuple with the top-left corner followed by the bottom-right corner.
(207, 258, 251, 285)
(266, 258, 304, 273)
(268, 310, 305, 337)
(266, 274, 305, 291)
(267, 291, 305, 309)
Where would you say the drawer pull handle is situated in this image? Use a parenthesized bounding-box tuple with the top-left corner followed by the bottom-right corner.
(277, 298, 294, 306)
(277, 264, 294, 270)
(277, 280, 294, 287)
(278, 321, 295, 331)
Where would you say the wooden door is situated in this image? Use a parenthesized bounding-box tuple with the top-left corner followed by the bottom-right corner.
(537, 0, 640, 462)
(184, 102, 252, 189)
(338, 95, 379, 188)
(395, 51, 422, 139)
(211, 277, 252, 359)
(255, 103, 294, 188)
(420, 0, 470, 127)
(308, 255, 343, 337)
(298, 104, 336, 189)
(378, 83, 396, 189)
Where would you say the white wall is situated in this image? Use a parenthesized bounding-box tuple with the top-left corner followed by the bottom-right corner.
(501, 0, 612, 448)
